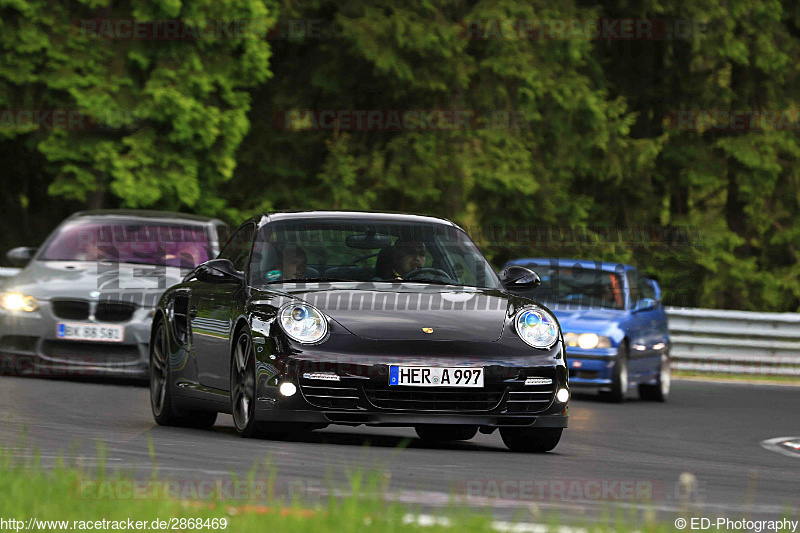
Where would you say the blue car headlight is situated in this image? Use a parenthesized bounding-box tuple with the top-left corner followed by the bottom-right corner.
(278, 303, 328, 344)
(514, 306, 560, 349)
(564, 332, 612, 349)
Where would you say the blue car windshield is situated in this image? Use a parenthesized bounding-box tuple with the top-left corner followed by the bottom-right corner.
(525, 265, 625, 310)
(249, 220, 501, 289)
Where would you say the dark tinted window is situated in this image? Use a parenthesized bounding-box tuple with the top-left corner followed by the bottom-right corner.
(218, 223, 255, 271)
(250, 219, 500, 288)
(637, 275, 656, 301)
(517, 263, 625, 310)
(627, 270, 639, 304)
(213, 223, 231, 252)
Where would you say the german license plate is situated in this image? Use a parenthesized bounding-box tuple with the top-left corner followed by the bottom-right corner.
(389, 366, 483, 387)
(57, 323, 124, 342)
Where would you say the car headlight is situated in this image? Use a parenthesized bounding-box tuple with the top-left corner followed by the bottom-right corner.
(514, 306, 559, 349)
(1, 293, 38, 312)
(564, 332, 612, 349)
(278, 303, 328, 344)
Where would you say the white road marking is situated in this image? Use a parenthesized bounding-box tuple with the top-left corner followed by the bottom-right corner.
(403, 513, 627, 533)
(760, 436, 800, 458)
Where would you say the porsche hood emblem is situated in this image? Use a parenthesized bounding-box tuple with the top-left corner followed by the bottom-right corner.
(422, 328, 434, 334)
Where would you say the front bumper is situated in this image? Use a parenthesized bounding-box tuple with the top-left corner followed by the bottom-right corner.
(565, 348, 617, 389)
(251, 354, 569, 428)
(0, 303, 151, 378)
(254, 408, 568, 428)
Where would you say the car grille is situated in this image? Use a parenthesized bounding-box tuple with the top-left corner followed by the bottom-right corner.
(95, 302, 136, 323)
(41, 340, 141, 365)
(363, 385, 506, 412)
(505, 379, 555, 413)
(300, 383, 361, 410)
(51, 300, 90, 320)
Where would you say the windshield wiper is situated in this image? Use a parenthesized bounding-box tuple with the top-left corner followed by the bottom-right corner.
(389, 278, 466, 286)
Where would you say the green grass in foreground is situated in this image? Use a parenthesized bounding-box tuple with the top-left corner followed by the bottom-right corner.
(673, 370, 800, 384)
(0, 446, 794, 532)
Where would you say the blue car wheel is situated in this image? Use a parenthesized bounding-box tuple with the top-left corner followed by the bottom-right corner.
(638, 353, 671, 402)
(601, 340, 629, 403)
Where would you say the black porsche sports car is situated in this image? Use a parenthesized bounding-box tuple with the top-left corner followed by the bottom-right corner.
(149, 211, 569, 452)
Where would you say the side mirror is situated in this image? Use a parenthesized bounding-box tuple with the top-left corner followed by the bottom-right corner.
(6, 247, 37, 267)
(499, 265, 541, 289)
(633, 298, 657, 312)
(194, 259, 243, 283)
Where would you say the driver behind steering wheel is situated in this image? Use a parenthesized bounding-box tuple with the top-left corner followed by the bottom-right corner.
(390, 239, 426, 279)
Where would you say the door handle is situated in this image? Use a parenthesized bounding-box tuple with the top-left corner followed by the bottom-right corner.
(189, 306, 198, 319)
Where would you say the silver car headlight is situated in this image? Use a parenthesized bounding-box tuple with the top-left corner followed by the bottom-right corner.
(514, 306, 559, 349)
(1, 293, 38, 312)
(278, 303, 328, 344)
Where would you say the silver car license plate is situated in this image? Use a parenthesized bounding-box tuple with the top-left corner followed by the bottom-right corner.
(57, 323, 125, 342)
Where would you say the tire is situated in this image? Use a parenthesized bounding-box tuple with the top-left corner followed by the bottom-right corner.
(500, 427, 563, 453)
(415, 425, 478, 442)
(231, 328, 263, 438)
(601, 341, 629, 403)
(638, 353, 670, 402)
(150, 320, 217, 429)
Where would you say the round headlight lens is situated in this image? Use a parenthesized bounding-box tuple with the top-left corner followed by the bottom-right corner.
(278, 303, 327, 344)
(515, 307, 559, 349)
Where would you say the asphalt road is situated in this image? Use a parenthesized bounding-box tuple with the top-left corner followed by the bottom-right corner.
(1, 376, 797, 524)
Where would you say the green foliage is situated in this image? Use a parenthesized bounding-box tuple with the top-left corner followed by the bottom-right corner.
(1, 0, 799, 311)
(0, 0, 275, 213)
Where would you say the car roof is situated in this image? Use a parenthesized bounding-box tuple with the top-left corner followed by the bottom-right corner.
(69, 209, 223, 226)
(506, 258, 637, 272)
(258, 210, 458, 227)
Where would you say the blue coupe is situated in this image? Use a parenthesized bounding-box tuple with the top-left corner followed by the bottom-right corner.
(502, 258, 670, 402)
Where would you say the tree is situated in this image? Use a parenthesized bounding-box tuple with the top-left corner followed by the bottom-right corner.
(0, 0, 275, 219)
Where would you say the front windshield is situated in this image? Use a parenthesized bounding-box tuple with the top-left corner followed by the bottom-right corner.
(521, 264, 625, 310)
(250, 220, 501, 289)
(39, 220, 211, 268)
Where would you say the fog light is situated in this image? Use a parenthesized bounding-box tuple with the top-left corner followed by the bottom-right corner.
(556, 388, 570, 403)
(279, 382, 297, 397)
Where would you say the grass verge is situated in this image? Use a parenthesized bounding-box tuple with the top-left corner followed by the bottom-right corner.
(1, 446, 795, 532)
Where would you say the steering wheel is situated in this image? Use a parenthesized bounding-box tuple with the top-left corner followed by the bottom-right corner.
(403, 267, 454, 280)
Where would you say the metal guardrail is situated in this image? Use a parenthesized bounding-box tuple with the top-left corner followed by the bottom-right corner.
(666, 307, 800, 376)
